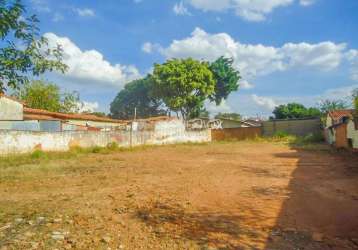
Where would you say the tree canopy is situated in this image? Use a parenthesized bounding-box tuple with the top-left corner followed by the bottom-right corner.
(209, 57, 241, 105)
(110, 77, 166, 119)
(0, 0, 67, 93)
(272, 103, 321, 119)
(151, 58, 216, 120)
(16, 80, 80, 113)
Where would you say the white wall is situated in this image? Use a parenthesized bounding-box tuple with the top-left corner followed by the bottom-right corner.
(347, 119, 358, 149)
(0, 128, 211, 155)
(0, 97, 23, 121)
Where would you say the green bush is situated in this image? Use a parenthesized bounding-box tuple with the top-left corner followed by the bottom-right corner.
(30, 150, 47, 159)
(273, 131, 290, 138)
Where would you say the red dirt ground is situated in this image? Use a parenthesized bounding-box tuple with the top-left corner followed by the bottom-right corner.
(0, 141, 357, 249)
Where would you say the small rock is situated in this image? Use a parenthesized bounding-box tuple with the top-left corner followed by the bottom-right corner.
(312, 232, 324, 242)
(37, 217, 45, 222)
(0, 224, 11, 231)
(28, 220, 34, 225)
(101, 236, 111, 243)
(24, 231, 34, 238)
(118, 244, 124, 249)
(52, 231, 65, 240)
(53, 218, 62, 223)
(14, 218, 23, 223)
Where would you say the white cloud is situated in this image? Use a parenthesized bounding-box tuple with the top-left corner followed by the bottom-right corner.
(31, 0, 51, 13)
(299, 0, 315, 6)
(44, 33, 141, 88)
(347, 50, 358, 81)
(240, 80, 254, 89)
(52, 13, 64, 22)
(251, 94, 278, 111)
(187, 0, 294, 22)
(77, 101, 99, 113)
(142, 42, 154, 54)
(74, 8, 95, 17)
(173, 2, 191, 16)
(159, 28, 346, 79)
(205, 100, 233, 115)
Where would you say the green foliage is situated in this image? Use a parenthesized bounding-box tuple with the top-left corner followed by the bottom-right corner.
(110, 77, 166, 119)
(215, 112, 241, 121)
(152, 58, 215, 120)
(272, 103, 321, 119)
(0, 0, 67, 92)
(61, 91, 80, 113)
(318, 99, 348, 114)
(16, 80, 80, 113)
(209, 57, 241, 105)
(352, 88, 358, 110)
(30, 149, 47, 160)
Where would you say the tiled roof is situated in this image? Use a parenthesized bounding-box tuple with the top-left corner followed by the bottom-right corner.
(24, 107, 128, 124)
(328, 109, 354, 122)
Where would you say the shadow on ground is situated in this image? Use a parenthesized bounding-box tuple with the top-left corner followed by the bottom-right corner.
(264, 146, 358, 250)
(135, 202, 261, 249)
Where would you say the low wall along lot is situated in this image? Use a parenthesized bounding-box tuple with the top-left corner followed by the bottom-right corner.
(211, 127, 262, 141)
(0, 129, 211, 155)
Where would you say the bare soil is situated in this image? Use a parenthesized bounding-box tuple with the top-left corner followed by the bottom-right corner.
(0, 142, 357, 250)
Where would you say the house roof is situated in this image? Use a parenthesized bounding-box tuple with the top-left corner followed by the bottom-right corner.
(24, 107, 128, 124)
(328, 109, 354, 122)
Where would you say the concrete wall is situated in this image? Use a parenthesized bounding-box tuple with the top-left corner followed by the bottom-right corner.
(0, 129, 211, 155)
(212, 127, 262, 141)
(347, 119, 358, 149)
(221, 120, 242, 129)
(0, 120, 61, 132)
(68, 120, 125, 129)
(263, 118, 321, 137)
(0, 97, 23, 121)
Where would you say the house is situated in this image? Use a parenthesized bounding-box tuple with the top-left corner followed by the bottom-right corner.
(325, 109, 358, 150)
(0, 95, 128, 132)
(347, 115, 358, 150)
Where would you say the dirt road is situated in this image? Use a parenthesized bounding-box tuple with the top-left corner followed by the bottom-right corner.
(0, 142, 357, 249)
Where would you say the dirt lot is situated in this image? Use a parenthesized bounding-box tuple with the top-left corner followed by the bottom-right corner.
(0, 141, 357, 250)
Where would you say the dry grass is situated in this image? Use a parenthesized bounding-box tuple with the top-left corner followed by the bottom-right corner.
(0, 141, 357, 250)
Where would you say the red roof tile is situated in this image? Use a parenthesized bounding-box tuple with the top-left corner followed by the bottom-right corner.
(328, 109, 354, 122)
(24, 107, 128, 124)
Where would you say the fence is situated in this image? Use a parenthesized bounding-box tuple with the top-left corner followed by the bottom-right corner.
(211, 127, 262, 141)
(262, 118, 321, 137)
(0, 129, 211, 155)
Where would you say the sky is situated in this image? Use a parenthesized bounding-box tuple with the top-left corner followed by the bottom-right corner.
(22, 0, 358, 117)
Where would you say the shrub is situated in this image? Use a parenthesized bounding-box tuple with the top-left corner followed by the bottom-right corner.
(30, 150, 47, 159)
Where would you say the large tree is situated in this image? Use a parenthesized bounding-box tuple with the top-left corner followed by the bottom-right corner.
(273, 103, 321, 119)
(110, 77, 166, 120)
(0, 0, 67, 93)
(16, 80, 80, 113)
(209, 57, 241, 105)
(151, 58, 215, 120)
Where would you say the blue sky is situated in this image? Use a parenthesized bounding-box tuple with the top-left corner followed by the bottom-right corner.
(24, 0, 358, 117)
